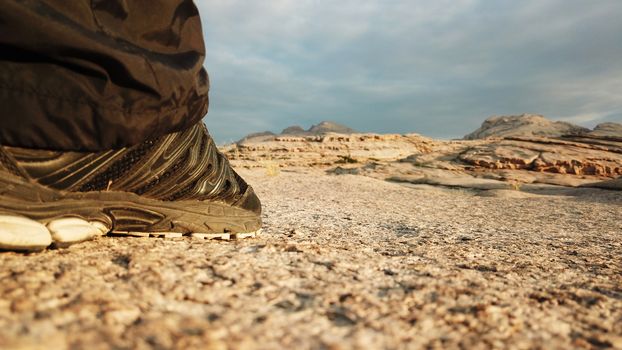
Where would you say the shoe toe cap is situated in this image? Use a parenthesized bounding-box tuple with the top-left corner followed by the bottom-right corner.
(235, 187, 262, 215)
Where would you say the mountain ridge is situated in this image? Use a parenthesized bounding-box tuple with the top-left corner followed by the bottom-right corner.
(236, 115, 621, 144)
(236, 121, 357, 143)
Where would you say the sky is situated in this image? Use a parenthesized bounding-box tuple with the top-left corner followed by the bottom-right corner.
(196, 1, 622, 143)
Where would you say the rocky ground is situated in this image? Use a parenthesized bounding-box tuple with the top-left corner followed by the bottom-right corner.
(1, 168, 621, 349)
(223, 116, 622, 189)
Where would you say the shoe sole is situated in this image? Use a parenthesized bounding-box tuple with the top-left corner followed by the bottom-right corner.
(0, 171, 262, 251)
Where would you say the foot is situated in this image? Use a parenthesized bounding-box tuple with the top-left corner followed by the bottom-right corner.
(0, 123, 261, 251)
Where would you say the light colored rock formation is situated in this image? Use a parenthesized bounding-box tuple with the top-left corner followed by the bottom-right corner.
(464, 114, 589, 140)
(458, 137, 622, 177)
(307, 121, 356, 134)
(588, 122, 622, 138)
(224, 116, 622, 190)
(380, 135, 622, 188)
(223, 132, 437, 167)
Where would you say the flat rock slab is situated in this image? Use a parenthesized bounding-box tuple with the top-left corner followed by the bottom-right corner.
(389, 173, 512, 190)
(584, 177, 622, 191)
(0, 169, 620, 349)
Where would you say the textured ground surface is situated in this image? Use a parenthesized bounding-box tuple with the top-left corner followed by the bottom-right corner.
(0, 168, 621, 349)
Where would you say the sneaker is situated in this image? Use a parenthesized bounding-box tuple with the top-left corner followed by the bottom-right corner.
(0, 122, 262, 251)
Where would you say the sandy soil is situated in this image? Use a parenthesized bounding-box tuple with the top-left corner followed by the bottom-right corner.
(0, 168, 621, 349)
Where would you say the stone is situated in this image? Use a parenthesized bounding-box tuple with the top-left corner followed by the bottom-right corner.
(389, 172, 512, 190)
(224, 132, 436, 168)
(463, 114, 589, 140)
(458, 138, 622, 177)
(458, 143, 540, 170)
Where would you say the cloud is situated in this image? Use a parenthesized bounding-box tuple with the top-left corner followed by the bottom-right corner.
(196, 1, 622, 142)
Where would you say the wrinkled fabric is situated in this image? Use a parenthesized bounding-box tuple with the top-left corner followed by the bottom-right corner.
(0, 0, 209, 151)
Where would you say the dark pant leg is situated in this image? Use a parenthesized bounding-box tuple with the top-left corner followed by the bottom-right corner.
(0, 0, 209, 151)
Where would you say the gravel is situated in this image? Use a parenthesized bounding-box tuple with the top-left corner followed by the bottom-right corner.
(0, 168, 621, 349)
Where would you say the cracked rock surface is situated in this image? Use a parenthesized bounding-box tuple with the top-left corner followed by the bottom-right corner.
(0, 168, 621, 349)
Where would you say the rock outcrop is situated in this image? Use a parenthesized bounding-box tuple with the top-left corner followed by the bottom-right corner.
(457, 137, 622, 177)
(588, 122, 622, 138)
(224, 133, 436, 167)
(224, 116, 622, 190)
(464, 114, 589, 140)
(585, 177, 622, 190)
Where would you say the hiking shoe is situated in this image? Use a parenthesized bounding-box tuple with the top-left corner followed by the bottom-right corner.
(0, 122, 261, 251)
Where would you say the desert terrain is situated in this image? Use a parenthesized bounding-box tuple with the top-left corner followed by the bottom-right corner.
(0, 115, 621, 349)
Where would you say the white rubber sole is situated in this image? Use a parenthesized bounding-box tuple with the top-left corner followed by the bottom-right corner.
(0, 214, 261, 252)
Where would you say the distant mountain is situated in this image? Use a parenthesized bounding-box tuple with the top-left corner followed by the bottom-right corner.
(464, 114, 590, 140)
(236, 115, 621, 144)
(236, 131, 275, 143)
(281, 126, 306, 135)
(237, 121, 357, 143)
